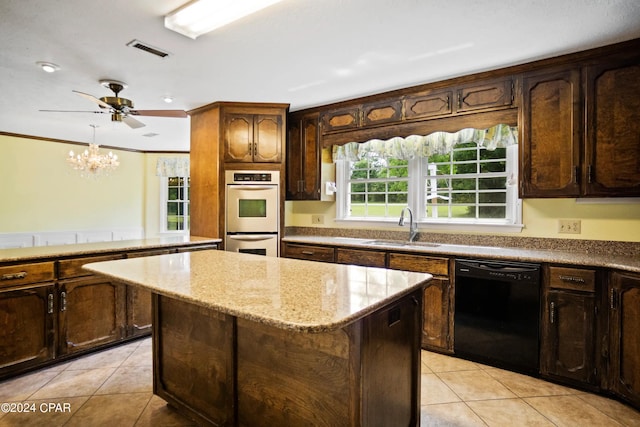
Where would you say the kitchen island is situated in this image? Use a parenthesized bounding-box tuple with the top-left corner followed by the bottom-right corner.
(84, 249, 431, 427)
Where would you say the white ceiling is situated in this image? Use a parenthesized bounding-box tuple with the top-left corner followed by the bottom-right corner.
(1, 0, 639, 152)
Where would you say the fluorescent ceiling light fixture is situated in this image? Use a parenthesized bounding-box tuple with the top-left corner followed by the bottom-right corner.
(164, 0, 283, 39)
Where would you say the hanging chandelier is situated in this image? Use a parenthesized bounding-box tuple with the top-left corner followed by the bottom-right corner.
(67, 125, 119, 177)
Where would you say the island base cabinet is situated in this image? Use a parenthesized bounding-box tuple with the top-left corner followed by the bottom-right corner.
(0, 284, 55, 377)
(153, 295, 235, 426)
(152, 289, 422, 426)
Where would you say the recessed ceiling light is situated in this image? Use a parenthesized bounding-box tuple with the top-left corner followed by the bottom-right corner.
(163, 96, 174, 103)
(36, 61, 60, 73)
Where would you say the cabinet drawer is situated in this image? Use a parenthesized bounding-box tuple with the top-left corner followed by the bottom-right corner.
(335, 248, 386, 268)
(0, 262, 55, 288)
(388, 253, 449, 276)
(58, 254, 125, 279)
(548, 266, 596, 292)
(127, 249, 173, 258)
(283, 244, 335, 262)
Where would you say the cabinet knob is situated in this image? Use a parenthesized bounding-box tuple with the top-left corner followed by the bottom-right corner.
(550, 301, 555, 324)
(48, 294, 54, 314)
(60, 291, 67, 312)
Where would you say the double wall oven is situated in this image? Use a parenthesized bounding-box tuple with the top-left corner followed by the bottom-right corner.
(225, 170, 280, 257)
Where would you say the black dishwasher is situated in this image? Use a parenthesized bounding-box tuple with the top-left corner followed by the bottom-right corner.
(454, 259, 541, 376)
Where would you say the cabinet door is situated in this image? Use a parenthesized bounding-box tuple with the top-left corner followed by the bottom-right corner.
(361, 99, 402, 127)
(520, 68, 582, 197)
(456, 78, 513, 113)
(320, 106, 360, 133)
(422, 278, 452, 352)
(609, 272, 640, 408)
(0, 284, 54, 377)
(541, 290, 597, 385)
(224, 113, 254, 162)
(287, 113, 321, 200)
(584, 58, 640, 196)
(58, 277, 126, 356)
(254, 114, 282, 163)
(403, 90, 453, 120)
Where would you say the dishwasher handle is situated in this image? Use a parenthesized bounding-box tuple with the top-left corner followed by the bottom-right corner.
(455, 258, 540, 284)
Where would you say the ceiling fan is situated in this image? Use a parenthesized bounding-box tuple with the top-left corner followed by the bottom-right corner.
(40, 80, 188, 129)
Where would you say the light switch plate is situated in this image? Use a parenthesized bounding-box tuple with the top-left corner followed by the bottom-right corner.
(558, 219, 581, 234)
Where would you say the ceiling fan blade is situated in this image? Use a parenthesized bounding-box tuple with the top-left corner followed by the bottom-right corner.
(73, 90, 113, 109)
(40, 109, 107, 114)
(122, 115, 146, 129)
(129, 109, 188, 118)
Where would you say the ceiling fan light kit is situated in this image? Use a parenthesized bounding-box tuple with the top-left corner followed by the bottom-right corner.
(40, 79, 188, 129)
(164, 0, 284, 39)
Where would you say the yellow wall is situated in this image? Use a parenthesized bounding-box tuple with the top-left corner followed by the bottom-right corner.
(0, 134, 175, 237)
(285, 197, 640, 242)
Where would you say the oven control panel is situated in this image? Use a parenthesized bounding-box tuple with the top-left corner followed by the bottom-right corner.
(227, 170, 280, 184)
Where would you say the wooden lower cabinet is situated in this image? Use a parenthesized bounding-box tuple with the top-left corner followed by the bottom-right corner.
(0, 284, 55, 377)
(541, 266, 599, 386)
(127, 287, 152, 337)
(541, 290, 597, 385)
(335, 247, 386, 267)
(57, 276, 126, 356)
(154, 290, 422, 426)
(608, 271, 640, 408)
(388, 253, 452, 353)
(282, 242, 335, 262)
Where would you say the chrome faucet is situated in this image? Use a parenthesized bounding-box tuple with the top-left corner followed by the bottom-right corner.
(398, 207, 418, 242)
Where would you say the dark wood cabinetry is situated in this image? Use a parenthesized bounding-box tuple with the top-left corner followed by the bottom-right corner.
(336, 247, 386, 267)
(584, 56, 640, 196)
(520, 49, 640, 198)
(541, 266, 599, 386)
(320, 99, 402, 133)
(0, 242, 219, 380)
(223, 113, 283, 163)
(57, 276, 126, 356)
(282, 242, 335, 263)
(0, 284, 54, 376)
(608, 271, 640, 408)
(388, 253, 452, 353)
(520, 68, 582, 197)
(286, 112, 321, 200)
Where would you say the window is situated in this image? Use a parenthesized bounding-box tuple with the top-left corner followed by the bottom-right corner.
(161, 177, 190, 232)
(335, 125, 521, 229)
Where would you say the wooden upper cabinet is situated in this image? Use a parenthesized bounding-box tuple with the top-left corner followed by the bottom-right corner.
(286, 112, 321, 200)
(224, 113, 282, 163)
(520, 68, 582, 197)
(404, 90, 453, 120)
(320, 106, 360, 132)
(456, 78, 513, 113)
(584, 56, 640, 196)
(320, 99, 402, 133)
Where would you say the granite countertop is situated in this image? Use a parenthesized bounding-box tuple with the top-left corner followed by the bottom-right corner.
(282, 235, 640, 274)
(84, 250, 432, 333)
(0, 236, 221, 263)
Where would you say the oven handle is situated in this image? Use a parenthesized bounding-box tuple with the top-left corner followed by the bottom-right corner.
(227, 234, 277, 242)
(229, 185, 276, 191)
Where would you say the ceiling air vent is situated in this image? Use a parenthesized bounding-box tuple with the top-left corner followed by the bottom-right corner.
(126, 40, 171, 59)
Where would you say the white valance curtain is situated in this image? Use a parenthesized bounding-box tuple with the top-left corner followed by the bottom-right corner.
(332, 124, 518, 162)
(156, 157, 190, 177)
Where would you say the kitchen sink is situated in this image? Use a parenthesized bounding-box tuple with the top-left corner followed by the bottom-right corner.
(362, 239, 440, 248)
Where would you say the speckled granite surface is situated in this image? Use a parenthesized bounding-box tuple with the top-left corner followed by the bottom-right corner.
(0, 236, 221, 263)
(284, 227, 640, 273)
(84, 250, 431, 332)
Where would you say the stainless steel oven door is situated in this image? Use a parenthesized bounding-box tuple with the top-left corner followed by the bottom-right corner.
(225, 234, 279, 257)
(226, 185, 279, 233)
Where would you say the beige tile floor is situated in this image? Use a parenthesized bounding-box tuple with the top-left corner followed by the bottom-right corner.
(0, 337, 639, 426)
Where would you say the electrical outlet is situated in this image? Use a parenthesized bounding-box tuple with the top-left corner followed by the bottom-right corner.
(311, 214, 324, 225)
(558, 219, 581, 234)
